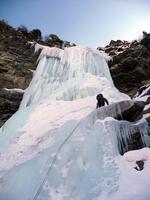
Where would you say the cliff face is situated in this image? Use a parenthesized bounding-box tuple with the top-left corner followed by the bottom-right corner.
(100, 33, 150, 96)
(0, 23, 37, 89)
(0, 21, 38, 126)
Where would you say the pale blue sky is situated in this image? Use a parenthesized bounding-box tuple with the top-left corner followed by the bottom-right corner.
(0, 0, 150, 47)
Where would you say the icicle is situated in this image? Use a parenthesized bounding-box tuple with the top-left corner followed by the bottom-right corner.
(114, 119, 150, 154)
(20, 45, 129, 107)
(96, 100, 133, 121)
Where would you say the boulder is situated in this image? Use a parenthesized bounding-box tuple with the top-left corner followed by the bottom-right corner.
(0, 89, 24, 126)
(135, 160, 144, 171)
(121, 101, 145, 122)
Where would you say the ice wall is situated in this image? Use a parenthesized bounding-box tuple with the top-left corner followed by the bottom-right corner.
(1, 104, 149, 200)
(1, 44, 150, 200)
(20, 45, 128, 107)
(0, 112, 121, 200)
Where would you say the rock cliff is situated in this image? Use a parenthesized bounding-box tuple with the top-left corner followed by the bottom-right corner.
(98, 33, 150, 96)
(0, 21, 39, 126)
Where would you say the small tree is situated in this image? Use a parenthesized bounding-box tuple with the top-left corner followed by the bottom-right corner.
(17, 25, 29, 37)
(48, 34, 61, 41)
(30, 29, 42, 41)
(45, 34, 63, 47)
(143, 31, 148, 38)
(0, 19, 9, 32)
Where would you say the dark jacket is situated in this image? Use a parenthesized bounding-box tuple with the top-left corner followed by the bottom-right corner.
(96, 94, 109, 108)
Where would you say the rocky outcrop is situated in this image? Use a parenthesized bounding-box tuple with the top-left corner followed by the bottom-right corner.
(0, 88, 24, 127)
(135, 84, 150, 125)
(121, 101, 145, 122)
(141, 32, 150, 50)
(103, 40, 130, 56)
(0, 21, 39, 126)
(0, 25, 38, 89)
(99, 33, 150, 96)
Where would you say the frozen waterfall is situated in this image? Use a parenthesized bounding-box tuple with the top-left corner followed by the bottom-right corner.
(20, 45, 125, 107)
(0, 45, 150, 200)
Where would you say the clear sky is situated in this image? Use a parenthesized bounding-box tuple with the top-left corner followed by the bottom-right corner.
(0, 0, 150, 47)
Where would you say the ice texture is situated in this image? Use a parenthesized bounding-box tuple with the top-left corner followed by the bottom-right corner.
(0, 45, 150, 200)
(20, 45, 128, 107)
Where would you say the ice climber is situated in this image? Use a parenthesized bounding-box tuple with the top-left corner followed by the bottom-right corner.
(96, 93, 109, 108)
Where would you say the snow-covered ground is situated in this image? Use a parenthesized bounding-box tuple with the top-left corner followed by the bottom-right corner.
(0, 45, 150, 200)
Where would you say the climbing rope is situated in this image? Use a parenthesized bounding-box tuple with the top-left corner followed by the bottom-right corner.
(33, 120, 82, 200)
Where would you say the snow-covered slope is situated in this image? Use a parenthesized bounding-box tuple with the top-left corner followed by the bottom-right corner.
(0, 45, 150, 200)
